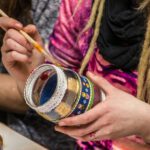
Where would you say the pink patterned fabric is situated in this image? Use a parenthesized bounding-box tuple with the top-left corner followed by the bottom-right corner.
(48, 0, 138, 149)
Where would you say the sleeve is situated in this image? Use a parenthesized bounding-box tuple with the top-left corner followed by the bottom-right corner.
(31, 0, 61, 43)
(48, 0, 93, 70)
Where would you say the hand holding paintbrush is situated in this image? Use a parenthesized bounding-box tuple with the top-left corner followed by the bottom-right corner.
(0, 9, 60, 66)
(0, 9, 62, 94)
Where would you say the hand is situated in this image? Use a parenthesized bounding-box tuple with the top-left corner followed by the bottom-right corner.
(0, 16, 23, 30)
(55, 72, 150, 142)
(1, 24, 44, 93)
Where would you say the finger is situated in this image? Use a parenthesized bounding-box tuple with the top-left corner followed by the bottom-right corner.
(3, 51, 31, 63)
(0, 17, 23, 30)
(23, 24, 42, 43)
(56, 130, 82, 141)
(81, 125, 111, 141)
(93, 122, 134, 141)
(59, 102, 107, 127)
(55, 126, 73, 136)
(81, 113, 122, 141)
(55, 126, 87, 140)
(55, 122, 97, 137)
(4, 29, 33, 51)
(4, 39, 32, 56)
(55, 125, 89, 137)
(86, 71, 115, 95)
(57, 112, 111, 137)
(76, 113, 113, 137)
(88, 125, 119, 141)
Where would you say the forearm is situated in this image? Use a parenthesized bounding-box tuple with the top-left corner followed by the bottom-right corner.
(0, 73, 28, 113)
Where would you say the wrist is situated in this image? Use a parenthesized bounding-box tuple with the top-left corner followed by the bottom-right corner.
(16, 80, 26, 98)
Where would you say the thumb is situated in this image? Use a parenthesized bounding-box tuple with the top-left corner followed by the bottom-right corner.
(23, 24, 43, 45)
(86, 71, 115, 95)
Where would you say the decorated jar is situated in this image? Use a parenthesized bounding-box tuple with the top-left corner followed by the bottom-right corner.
(24, 64, 99, 123)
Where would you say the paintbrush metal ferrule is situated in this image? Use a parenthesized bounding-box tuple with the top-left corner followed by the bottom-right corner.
(33, 43, 44, 53)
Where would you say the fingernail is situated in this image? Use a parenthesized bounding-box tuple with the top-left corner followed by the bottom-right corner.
(15, 23, 22, 28)
(59, 122, 66, 126)
(54, 126, 58, 131)
(55, 126, 61, 132)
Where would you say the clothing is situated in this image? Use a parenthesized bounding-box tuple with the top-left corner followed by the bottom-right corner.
(32, 0, 61, 43)
(0, 0, 76, 149)
(48, 0, 145, 149)
(98, 0, 146, 70)
(0, 0, 146, 149)
(49, 0, 138, 95)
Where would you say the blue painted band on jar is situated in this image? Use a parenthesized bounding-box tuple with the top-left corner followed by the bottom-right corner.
(71, 75, 94, 116)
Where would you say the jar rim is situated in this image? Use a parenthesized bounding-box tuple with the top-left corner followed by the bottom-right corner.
(24, 64, 67, 113)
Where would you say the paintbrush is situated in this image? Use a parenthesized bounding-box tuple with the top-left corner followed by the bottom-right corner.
(0, 9, 60, 66)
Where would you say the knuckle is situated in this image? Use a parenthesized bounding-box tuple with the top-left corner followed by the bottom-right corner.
(17, 36, 24, 43)
(6, 38, 12, 46)
(7, 29, 14, 35)
(102, 118, 110, 126)
(82, 115, 91, 123)
(105, 127, 113, 137)
(11, 51, 16, 58)
(30, 24, 37, 30)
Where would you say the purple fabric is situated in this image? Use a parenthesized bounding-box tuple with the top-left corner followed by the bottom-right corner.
(48, 0, 138, 149)
(49, 0, 93, 69)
